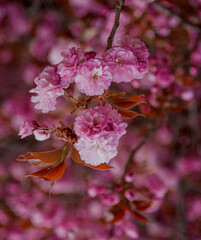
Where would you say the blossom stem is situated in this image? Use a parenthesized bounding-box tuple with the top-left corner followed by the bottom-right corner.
(64, 89, 85, 110)
(64, 89, 79, 103)
(105, 0, 125, 51)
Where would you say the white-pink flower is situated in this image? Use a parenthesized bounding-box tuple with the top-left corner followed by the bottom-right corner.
(19, 120, 50, 141)
(75, 58, 112, 96)
(118, 35, 149, 79)
(30, 66, 64, 113)
(19, 120, 35, 139)
(75, 134, 118, 166)
(74, 104, 127, 166)
(103, 46, 140, 83)
(33, 129, 51, 141)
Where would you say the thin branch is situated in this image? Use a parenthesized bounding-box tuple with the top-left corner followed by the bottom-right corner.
(173, 32, 201, 71)
(105, 0, 125, 51)
(122, 126, 155, 180)
(176, 181, 191, 240)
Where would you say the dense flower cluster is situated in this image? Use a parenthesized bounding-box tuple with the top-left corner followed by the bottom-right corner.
(30, 35, 149, 113)
(27, 35, 149, 166)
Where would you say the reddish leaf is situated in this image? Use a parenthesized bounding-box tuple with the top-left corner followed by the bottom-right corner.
(108, 91, 125, 100)
(70, 148, 83, 164)
(108, 94, 145, 109)
(28, 161, 66, 181)
(109, 209, 125, 224)
(118, 109, 145, 119)
(17, 219, 32, 229)
(112, 95, 145, 108)
(133, 199, 152, 211)
(86, 163, 114, 170)
(113, 101, 139, 109)
(17, 145, 70, 167)
(17, 153, 37, 161)
(131, 210, 149, 222)
(17, 148, 63, 163)
(71, 148, 114, 170)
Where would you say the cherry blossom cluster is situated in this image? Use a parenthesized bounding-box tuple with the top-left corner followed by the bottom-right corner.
(19, 35, 149, 166)
(30, 35, 149, 114)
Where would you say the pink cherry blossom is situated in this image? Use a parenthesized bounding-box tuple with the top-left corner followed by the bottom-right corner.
(30, 66, 64, 113)
(103, 46, 140, 83)
(74, 104, 127, 165)
(57, 47, 83, 85)
(19, 120, 50, 141)
(18, 120, 35, 138)
(33, 130, 51, 141)
(118, 35, 149, 79)
(74, 103, 127, 139)
(75, 58, 112, 96)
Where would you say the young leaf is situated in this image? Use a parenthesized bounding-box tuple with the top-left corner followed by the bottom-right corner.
(109, 209, 125, 224)
(118, 109, 145, 119)
(17, 144, 70, 167)
(27, 161, 66, 181)
(71, 148, 114, 170)
(108, 91, 125, 100)
(112, 95, 145, 109)
(131, 210, 149, 222)
(133, 199, 152, 211)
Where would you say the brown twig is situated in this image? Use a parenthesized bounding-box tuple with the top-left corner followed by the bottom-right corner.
(105, 0, 125, 51)
(122, 126, 155, 180)
(176, 181, 191, 240)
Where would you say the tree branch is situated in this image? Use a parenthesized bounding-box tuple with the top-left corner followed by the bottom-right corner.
(122, 126, 155, 180)
(176, 181, 191, 240)
(105, 0, 125, 51)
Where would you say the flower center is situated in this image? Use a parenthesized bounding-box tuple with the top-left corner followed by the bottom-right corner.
(117, 58, 124, 66)
(92, 74, 98, 80)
